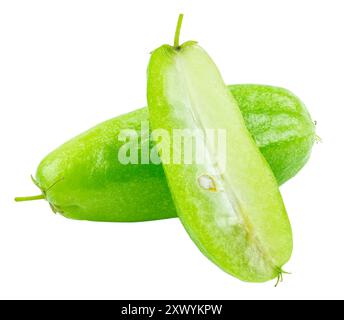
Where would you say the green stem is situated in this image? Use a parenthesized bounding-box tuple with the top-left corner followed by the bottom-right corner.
(174, 14, 184, 48)
(15, 194, 45, 202)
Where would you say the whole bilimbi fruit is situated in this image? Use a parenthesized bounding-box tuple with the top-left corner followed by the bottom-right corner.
(16, 84, 315, 223)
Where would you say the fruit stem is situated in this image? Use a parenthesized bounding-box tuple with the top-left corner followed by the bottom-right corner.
(174, 14, 184, 48)
(15, 194, 45, 202)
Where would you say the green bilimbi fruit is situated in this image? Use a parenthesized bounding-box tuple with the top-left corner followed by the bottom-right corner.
(147, 15, 293, 283)
(15, 83, 315, 223)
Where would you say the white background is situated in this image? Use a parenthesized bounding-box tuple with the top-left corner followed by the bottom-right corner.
(0, 0, 343, 300)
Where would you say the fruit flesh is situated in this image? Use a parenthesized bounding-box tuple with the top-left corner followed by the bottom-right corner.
(32, 84, 314, 222)
(147, 42, 293, 282)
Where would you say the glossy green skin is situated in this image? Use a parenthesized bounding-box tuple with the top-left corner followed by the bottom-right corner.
(35, 85, 314, 223)
(36, 109, 176, 222)
(147, 42, 293, 282)
(232, 84, 315, 185)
